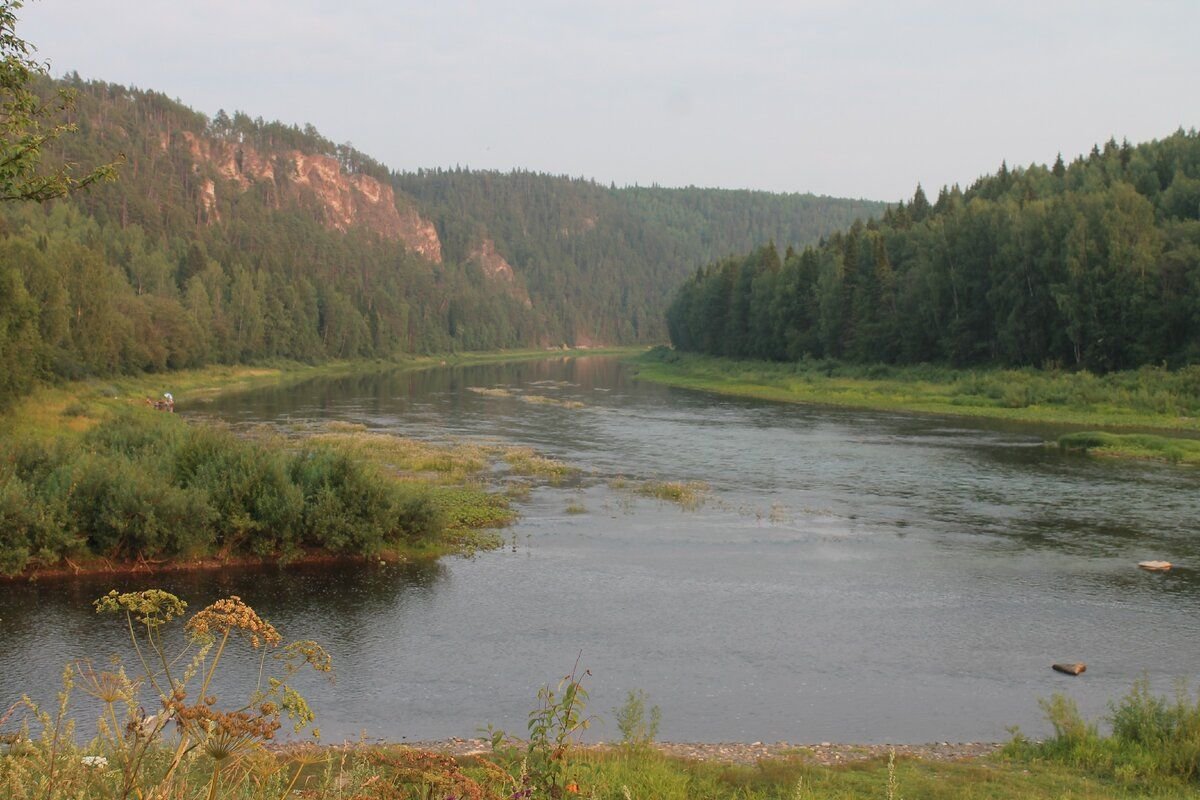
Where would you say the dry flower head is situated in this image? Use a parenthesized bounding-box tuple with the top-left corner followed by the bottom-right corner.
(94, 589, 187, 626)
(185, 596, 281, 648)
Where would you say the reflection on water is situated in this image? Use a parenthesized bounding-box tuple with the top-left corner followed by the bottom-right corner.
(2, 356, 1198, 744)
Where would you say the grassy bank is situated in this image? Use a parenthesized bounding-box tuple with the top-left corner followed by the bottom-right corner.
(0, 349, 624, 577)
(6, 743, 1180, 800)
(632, 349, 1200, 461)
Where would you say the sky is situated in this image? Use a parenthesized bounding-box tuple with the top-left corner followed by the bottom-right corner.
(19, 0, 1200, 201)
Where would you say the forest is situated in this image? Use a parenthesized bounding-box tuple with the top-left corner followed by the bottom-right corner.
(0, 75, 883, 411)
(666, 131, 1200, 372)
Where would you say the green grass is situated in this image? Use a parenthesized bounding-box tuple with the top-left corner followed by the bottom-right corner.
(635, 479, 710, 509)
(1058, 432, 1200, 465)
(7, 739, 1186, 800)
(632, 349, 1200, 458)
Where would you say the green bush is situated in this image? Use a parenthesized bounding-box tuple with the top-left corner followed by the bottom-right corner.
(66, 452, 212, 559)
(172, 425, 303, 554)
(1018, 680, 1200, 784)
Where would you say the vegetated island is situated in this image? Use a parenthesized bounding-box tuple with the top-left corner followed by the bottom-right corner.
(651, 130, 1200, 464)
(0, 352, 601, 580)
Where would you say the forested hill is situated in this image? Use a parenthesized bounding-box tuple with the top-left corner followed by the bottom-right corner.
(393, 171, 885, 342)
(0, 76, 884, 408)
(667, 131, 1200, 372)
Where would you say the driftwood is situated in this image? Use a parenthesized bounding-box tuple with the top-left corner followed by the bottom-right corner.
(1052, 662, 1087, 676)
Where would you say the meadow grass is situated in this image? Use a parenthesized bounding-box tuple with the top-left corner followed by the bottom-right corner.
(632, 349, 1200, 435)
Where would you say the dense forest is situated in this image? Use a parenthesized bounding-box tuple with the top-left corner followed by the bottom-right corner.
(0, 75, 884, 410)
(667, 132, 1200, 372)
(394, 171, 884, 343)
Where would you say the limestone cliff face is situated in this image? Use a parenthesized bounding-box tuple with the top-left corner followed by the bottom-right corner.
(177, 132, 442, 262)
(467, 238, 532, 308)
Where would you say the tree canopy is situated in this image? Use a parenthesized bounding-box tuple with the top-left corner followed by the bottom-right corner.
(667, 132, 1200, 372)
(0, 0, 118, 202)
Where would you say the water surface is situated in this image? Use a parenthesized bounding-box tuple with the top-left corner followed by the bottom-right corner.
(2, 356, 1197, 744)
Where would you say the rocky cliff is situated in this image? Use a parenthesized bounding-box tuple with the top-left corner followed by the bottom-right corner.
(176, 131, 442, 262)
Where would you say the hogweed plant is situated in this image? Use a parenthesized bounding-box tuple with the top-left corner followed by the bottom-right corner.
(0, 589, 331, 800)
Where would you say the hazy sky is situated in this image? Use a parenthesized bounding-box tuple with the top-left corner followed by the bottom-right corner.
(20, 0, 1200, 201)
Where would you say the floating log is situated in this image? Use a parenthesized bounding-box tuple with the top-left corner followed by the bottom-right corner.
(1052, 663, 1087, 676)
(1138, 560, 1172, 572)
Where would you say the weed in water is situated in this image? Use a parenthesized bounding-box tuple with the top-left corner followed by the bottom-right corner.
(635, 480, 709, 510)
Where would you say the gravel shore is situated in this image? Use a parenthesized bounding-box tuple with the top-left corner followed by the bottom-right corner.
(400, 738, 1005, 766)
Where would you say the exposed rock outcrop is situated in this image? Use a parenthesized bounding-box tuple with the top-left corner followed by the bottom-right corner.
(467, 238, 532, 308)
(177, 132, 442, 262)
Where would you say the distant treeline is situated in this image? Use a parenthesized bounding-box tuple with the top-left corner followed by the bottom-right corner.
(667, 131, 1200, 371)
(0, 75, 884, 410)
(395, 170, 886, 343)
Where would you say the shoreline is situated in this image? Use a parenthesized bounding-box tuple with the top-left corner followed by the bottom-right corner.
(298, 737, 1006, 766)
(1, 347, 637, 581)
(0, 548, 446, 584)
(629, 350, 1200, 464)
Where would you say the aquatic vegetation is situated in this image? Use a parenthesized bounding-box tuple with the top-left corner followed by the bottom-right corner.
(310, 429, 491, 481)
(467, 386, 515, 398)
(501, 447, 578, 481)
(636, 479, 710, 510)
(426, 486, 517, 530)
(521, 394, 586, 410)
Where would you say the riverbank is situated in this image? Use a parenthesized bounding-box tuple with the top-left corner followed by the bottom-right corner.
(631, 348, 1200, 464)
(404, 736, 1004, 765)
(0, 348, 623, 578)
(2, 347, 646, 440)
(10, 736, 1185, 799)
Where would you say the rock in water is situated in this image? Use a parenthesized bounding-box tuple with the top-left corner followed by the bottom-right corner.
(1052, 663, 1087, 676)
(1138, 560, 1172, 571)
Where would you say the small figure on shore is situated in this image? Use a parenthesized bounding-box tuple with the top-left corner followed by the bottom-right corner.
(146, 392, 175, 412)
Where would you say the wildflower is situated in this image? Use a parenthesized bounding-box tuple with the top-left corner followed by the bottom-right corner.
(81, 755, 108, 769)
(185, 596, 281, 649)
(566, 781, 580, 793)
(277, 639, 333, 674)
(94, 589, 187, 627)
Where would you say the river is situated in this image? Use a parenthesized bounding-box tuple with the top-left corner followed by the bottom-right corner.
(2, 355, 1197, 744)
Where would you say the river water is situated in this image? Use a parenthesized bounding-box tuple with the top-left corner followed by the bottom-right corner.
(2, 356, 1198, 744)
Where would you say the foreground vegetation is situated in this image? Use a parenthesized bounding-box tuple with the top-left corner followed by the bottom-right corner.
(634, 348, 1200, 438)
(3, 590, 1197, 799)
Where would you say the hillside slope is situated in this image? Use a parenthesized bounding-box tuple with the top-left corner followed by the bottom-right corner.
(0, 76, 884, 407)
